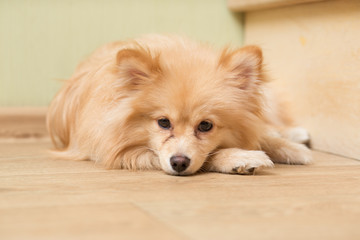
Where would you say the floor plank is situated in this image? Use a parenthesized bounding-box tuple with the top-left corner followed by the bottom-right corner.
(0, 140, 359, 240)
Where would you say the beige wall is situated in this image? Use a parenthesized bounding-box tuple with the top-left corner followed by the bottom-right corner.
(0, 0, 243, 106)
(244, 0, 360, 159)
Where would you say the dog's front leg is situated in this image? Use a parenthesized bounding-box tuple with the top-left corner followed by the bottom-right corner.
(204, 148, 274, 175)
(108, 147, 161, 170)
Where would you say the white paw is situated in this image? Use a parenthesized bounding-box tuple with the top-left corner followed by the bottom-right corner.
(230, 151, 274, 175)
(278, 143, 313, 165)
(284, 127, 310, 144)
(208, 149, 274, 175)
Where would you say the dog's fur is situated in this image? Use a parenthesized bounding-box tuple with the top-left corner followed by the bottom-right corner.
(47, 35, 312, 175)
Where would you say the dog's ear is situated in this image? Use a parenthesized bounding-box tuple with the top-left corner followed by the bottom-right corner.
(115, 48, 161, 90)
(219, 45, 263, 90)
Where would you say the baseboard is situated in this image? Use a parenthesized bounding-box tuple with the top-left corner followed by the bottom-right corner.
(0, 107, 48, 139)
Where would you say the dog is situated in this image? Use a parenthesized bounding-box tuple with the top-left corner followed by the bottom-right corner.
(46, 34, 312, 176)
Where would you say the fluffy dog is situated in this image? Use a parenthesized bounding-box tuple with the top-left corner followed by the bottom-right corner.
(47, 35, 311, 176)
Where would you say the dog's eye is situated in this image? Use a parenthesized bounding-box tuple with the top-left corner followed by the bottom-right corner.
(198, 121, 213, 132)
(158, 118, 171, 130)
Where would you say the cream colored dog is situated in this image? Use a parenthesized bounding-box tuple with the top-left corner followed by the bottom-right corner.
(47, 35, 311, 176)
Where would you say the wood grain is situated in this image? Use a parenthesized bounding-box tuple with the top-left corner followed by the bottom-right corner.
(1, 140, 359, 240)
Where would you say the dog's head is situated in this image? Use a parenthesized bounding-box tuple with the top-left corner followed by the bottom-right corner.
(115, 43, 265, 175)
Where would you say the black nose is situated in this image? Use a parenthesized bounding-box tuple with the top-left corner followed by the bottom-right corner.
(170, 155, 190, 173)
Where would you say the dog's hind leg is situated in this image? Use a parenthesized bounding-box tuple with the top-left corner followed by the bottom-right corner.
(280, 126, 311, 145)
(260, 132, 312, 165)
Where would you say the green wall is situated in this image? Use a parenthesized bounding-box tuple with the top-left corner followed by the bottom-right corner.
(0, 0, 243, 106)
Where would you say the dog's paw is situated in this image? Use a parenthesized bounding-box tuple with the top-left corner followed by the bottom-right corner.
(208, 149, 274, 175)
(283, 127, 310, 145)
(287, 143, 313, 165)
(230, 151, 274, 175)
(275, 142, 313, 165)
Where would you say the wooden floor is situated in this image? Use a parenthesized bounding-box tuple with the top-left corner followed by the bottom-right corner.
(1, 139, 360, 240)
